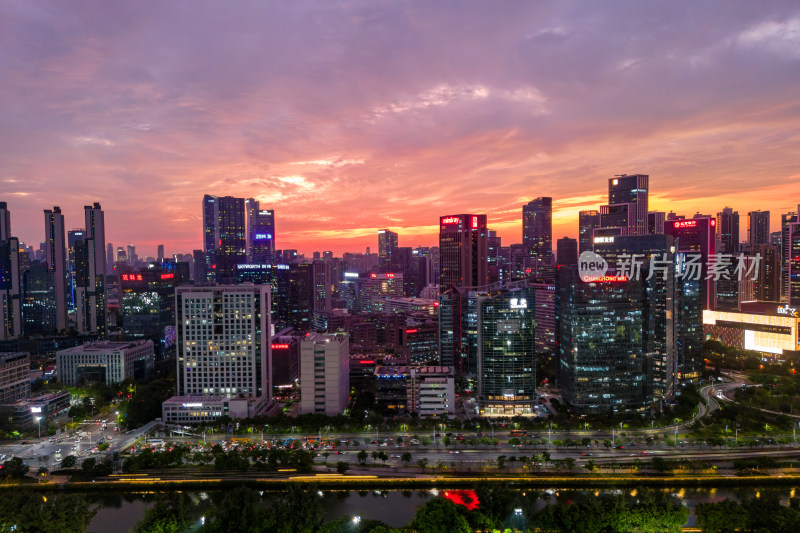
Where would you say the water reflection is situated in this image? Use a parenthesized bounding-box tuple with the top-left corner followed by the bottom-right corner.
(83, 485, 800, 532)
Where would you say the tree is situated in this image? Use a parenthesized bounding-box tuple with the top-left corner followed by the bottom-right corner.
(336, 461, 349, 475)
(377, 451, 388, 465)
(322, 451, 330, 465)
(61, 455, 77, 468)
(496, 455, 507, 470)
(411, 498, 471, 533)
(585, 459, 597, 473)
(401, 452, 412, 466)
(357, 450, 368, 465)
(0, 456, 29, 480)
(416, 457, 429, 471)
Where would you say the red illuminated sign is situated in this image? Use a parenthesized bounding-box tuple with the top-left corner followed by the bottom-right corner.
(386, 273, 395, 279)
(160, 273, 174, 280)
(270, 344, 289, 349)
(443, 490, 480, 511)
(405, 329, 418, 334)
(121, 274, 143, 281)
(359, 360, 375, 365)
(582, 275, 629, 283)
(471, 216, 478, 229)
(710, 219, 716, 227)
(673, 220, 697, 229)
(441, 216, 460, 225)
(433, 302, 439, 307)
(370, 273, 377, 279)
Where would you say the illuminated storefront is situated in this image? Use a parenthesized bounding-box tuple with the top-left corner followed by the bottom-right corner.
(703, 302, 800, 361)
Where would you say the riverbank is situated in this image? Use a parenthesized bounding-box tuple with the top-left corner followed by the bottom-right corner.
(4, 473, 800, 492)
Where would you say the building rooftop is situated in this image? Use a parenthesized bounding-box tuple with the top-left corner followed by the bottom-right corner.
(57, 340, 153, 354)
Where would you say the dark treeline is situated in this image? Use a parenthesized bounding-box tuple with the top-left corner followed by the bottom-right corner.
(3, 486, 800, 532)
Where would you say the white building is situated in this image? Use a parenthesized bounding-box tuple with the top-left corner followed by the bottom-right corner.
(383, 297, 438, 316)
(161, 394, 268, 423)
(164, 285, 271, 422)
(300, 332, 349, 416)
(56, 340, 154, 386)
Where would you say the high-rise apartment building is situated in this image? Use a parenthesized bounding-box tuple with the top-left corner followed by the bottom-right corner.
(0, 352, 30, 404)
(748, 210, 771, 246)
(77, 202, 107, 337)
(716, 207, 739, 254)
(246, 199, 275, 264)
(299, 332, 349, 416)
(203, 195, 247, 283)
(174, 285, 271, 403)
(578, 210, 601, 254)
(477, 286, 536, 416)
(522, 198, 553, 280)
(43, 206, 67, 331)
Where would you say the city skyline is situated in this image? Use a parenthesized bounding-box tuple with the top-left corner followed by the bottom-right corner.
(2, 1, 799, 255)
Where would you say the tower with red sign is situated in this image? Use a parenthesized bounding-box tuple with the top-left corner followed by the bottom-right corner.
(438, 215, 487, 375)
(663, 216, 717, 310)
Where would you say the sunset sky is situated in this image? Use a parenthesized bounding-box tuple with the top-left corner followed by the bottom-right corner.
(1, 1, 798, 257)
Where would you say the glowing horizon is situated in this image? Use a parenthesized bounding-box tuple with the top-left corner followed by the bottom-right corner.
(1, 2, 798, 257)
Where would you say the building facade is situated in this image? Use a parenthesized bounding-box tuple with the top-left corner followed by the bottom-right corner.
(56, 340, 154, 386)
(299, 332, 349, 416)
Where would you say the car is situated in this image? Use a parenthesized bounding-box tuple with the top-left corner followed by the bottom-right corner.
(581, 452, 593, 456)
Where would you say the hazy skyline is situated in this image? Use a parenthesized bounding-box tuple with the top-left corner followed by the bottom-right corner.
(1, 1, 798, 256)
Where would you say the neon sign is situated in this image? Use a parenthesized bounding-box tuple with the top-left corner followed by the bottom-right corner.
(777, 306, 799, 318)
(182, 403, 203, 408)
(441, 216, 460, 225)
(594, 236, 615, 244)
(386, 273, 395, 279)
(673, 220, 697, 229)
(370, 273, 377, 279)
(471, 216, 478, 229)
(160, 273, 174, 280)
(582, 275, 629, 282)
(509, 298, 528, 309)
(121, 274, 143, 281)
(359, 360, 375, 364)
(405, 329, 418, 334)
(271, 344, 289, 349)
(344, 272, 359, 278)
(254, 233, 272, 240)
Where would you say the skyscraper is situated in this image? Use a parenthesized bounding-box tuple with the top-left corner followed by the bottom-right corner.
(647, 211, 665, 235)
(477, 286, 536, 416)
(663, 216, 717, 310)
(522, 197, 553, 280)
(556, 237, 578, 267)
(748, 210, 770, 245)
(438, 215, 488, 291)
(600, 174, 649, 236)
(716, 207, 739, 254)
(157, 244, 165, 262)
(0, 236, 21, 340)
(578, 210, 601, 254)
(246, 198, 275, 264)
(203, 195, 246, 283)
(557, 267, 651, 415)
(43, 206, 67, 331)
(790, 222, 800, 306)
(0, 202, 10, 241)
(781, 207, 799, 303)
(67, 229, 85, 312)
(378, 229, 398, 259)
(78, 202, 107, 337)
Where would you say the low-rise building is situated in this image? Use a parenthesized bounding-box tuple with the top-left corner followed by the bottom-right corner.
(56, 340, 155, 386)
(703, 301, 800, 361)
(0, 352, 30, 405)
(161, 394, 269, 423)
(375, 365, 455, 417)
